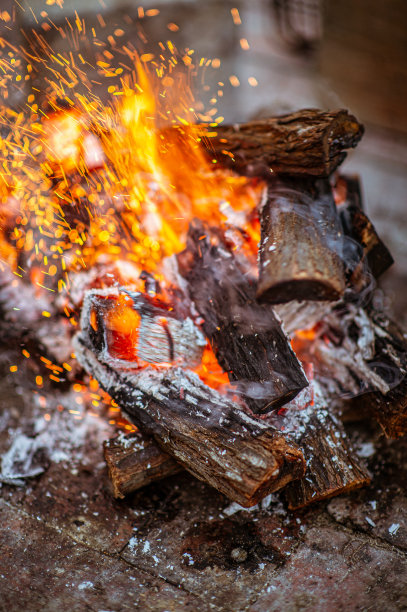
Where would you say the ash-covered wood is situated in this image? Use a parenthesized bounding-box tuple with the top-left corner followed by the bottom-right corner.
(83, 286, 206, 369)
(257, 178, 346, 304)
(265, 384, 371, 509)
(103, 431, 182, 498)
(284, 409, 371, 509)
(74, 335, 306, 508)
(199, 109, 364, 177)
(273, 300, 334, 337)
(177, 223, 308, 413)
(295, 305, 407, 439)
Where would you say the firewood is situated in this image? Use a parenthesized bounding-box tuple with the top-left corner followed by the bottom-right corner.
(284, 409, 371, 509)
(177, 222, 308, 413)
(355, 375, 407, 439)
(199, 109, 364, 177)
(340, 194, 394, 278)
(103, 431, 182, 498)
(264, 383, 371, 508)
(344, 312, 407, 439)
(257, 177, 346, 304)
(73, 333, 306, 508)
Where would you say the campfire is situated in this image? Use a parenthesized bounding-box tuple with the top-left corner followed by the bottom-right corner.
(1, 53, 406, 511)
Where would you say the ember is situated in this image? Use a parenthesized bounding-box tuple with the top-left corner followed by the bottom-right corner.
(0, 9, 406, 511)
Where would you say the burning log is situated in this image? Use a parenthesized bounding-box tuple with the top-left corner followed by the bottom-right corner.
(265, 384, 371, 509)
(103, 431, 182, 498)
(257, 177, 346, 304)
(74, 331, 306, 507)
(200, 109, 364, 177)
(337, 175, 394, 279)
(177, 223, 308, 413)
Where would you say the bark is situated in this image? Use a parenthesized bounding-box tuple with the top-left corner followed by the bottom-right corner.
(284, 409, 371, 509)
(103, 431, 182, 498)
(257, 177, 346, 304)
(264, 383, 371, 508)
(198, 109, 364, 177)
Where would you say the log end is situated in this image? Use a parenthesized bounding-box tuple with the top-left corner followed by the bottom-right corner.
(256, 277, 344, 305)
(236, 432, 306, 508)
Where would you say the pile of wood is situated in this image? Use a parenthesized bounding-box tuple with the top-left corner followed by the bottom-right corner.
(1, 108, 405, 509)
(71, 109, 406, 509)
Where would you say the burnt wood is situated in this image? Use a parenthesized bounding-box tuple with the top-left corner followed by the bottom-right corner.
(74, 334, 306, 508)
(198, 109, 364, 177)
(257, 177, 346, 304)
(339, 188, 394, 280)
(346, 312, 407, 439)
(263, 384, 371, 508)
(356, 376, 407, 439)
(177, 223, 308, 413)
(283, 409, 371, 509)
(103, 431, 182, 498)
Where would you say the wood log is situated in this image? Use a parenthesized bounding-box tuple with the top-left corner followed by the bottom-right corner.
(103, 431, 182, 498)
(198, 109, 364, 177)
(177, 222, 308, 413)
(257, 177, 346, 304)
(73, 333, 306, 508)
(265, 384, 371, 509)
(339, 191, 394, 280)
(284, 409, 371, 509)
(354, 375, 407, 439)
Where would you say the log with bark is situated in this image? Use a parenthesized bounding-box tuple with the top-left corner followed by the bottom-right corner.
(103, 431, 182, 498)
(176, 222, 308, 413)
(198, 109, 364, 177)
(337, 174, 394, 280)
(73, 330, 306, 507)
(264, 383, 371, 509)
(257, 177, 346, 304)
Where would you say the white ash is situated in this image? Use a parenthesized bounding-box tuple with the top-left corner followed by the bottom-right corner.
(0, 396, 112, 485)
(274, 300, 334, 337)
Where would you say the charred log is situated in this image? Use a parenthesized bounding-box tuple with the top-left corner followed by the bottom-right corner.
(264, 383, 371, 508)
(257, 177, 346, 304)
(340, 202, 394, 280)
(177, 223, 308, 413)
(284, 409, 370, 509)
(74, 334, 306, 508)
(355, 375, 407, 439)
(103, 431, 182, 498)
(198, 109, 364, 177)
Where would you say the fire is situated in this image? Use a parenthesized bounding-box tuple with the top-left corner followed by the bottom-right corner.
(0, 26, 264, 395)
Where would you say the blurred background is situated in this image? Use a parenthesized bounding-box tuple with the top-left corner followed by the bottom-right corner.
(1, 0, 406, 322)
